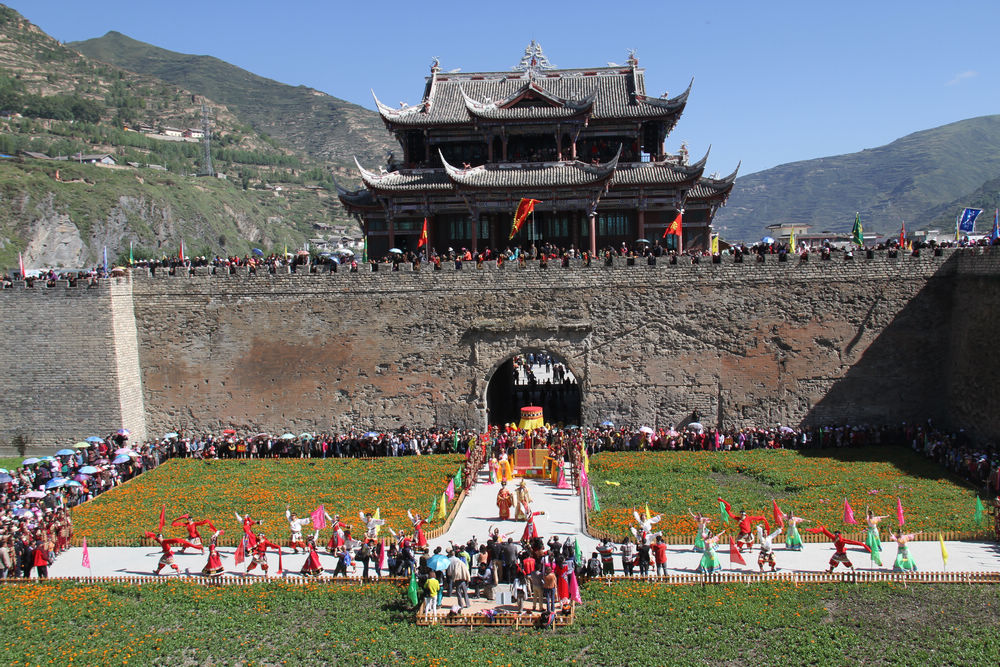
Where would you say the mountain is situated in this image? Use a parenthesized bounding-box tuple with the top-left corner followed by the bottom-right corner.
(70, 31, 394, 170)
(0, 5, 347, 269)
(715, 115, 1000, 241)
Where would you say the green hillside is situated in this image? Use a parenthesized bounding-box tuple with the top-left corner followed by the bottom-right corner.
(70, 31, 394, 170)
(715, 115, 1000, 241)
(0, 5, 349, 268)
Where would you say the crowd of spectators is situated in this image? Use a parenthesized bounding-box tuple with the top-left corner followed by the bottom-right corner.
(7, 235, 996, 286)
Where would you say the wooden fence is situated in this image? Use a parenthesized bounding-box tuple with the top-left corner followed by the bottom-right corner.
(424, 489, 467, 542)
(2, 569, 996, 588)
(416, 603, 575, 627)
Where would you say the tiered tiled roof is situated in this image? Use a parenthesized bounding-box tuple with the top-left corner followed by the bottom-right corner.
(610, 150, 708, 187)
(374, 67, 690, 128)
(687, 163, 741, 202)
(354, 159, 454, 193)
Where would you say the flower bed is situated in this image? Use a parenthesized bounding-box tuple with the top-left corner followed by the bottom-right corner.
(70, 456, 464, 545)
(0, 580, 996, 665)
(587, 447, 987, 540)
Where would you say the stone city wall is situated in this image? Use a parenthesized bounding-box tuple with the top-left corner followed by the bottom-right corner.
(128, 251, 966, 437)
(3, 248, 999, 450)
(0, 278, 146, 452)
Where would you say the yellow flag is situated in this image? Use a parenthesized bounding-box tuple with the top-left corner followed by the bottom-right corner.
(439, 493, 447, 519)
(711, 233, 719, 254)
(939, 533, 948, 566)
(584, 453, 590, 475)
(373, 507, 381, 538)
(645, 503, 651, 520)
(788, 229, 795, 253)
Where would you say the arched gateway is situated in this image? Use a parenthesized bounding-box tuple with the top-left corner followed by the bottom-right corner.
(485, 349, 581, 428)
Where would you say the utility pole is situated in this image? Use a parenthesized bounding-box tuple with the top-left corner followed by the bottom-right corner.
(200, 102, 214, 177)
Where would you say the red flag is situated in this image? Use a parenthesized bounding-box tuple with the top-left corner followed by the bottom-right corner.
(81, 537, 91, 569)
(417, 218, 428, 248)
(509, 198, 541, 239)
(896, 497, 905, 527)
(18, 252, 25, 279)
(179, 239, 185, 262)
(277, 547, 283, 575)
(663, 210, 683, 239)
(898, 221, 906, 247)
(843, 498, 858, 525)
(157, 505, 166, 532)
(445, 479, 455, 501)
(311, 505, 327, 531)
(728, 537, 746, 566)
(772, 500, 785, 528)
(378, 538, 386, 571)
(234, 536, 246, 565)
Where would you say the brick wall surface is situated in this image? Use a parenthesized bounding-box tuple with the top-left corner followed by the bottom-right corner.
(3, 248, 998, 448)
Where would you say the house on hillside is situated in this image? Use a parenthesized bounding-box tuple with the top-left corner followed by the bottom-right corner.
(53, 153, 117, 166)
(184, 128, 204, 139)
(20, 151, 50, 160)
(161, 126, 183, 137)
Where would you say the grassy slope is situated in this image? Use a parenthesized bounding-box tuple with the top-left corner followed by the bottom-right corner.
(0, 5, 351, 266)
(0, 580, 996, 665)
(714, 115, 1000, 241)
(587, 448, 986, 540)
(70, 31, 394, 171)
(0, 159, 330, 267)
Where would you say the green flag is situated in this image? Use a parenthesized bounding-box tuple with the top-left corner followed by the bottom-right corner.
(574, 536, 582, 563)
(453, 432, 460, 452)
(428, 495, 438, 519)
(975, 497, 985, 524)
(407, 570, 419, 606)
(592, 486, 601, 513)
(851, 212, 863, 246)
(453, 468, 462, 490)
(719, 501, 730, 525)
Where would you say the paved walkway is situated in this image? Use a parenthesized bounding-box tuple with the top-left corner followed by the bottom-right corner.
(45, 462, 1000, 579)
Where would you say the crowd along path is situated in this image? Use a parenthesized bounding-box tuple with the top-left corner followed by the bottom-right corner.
(42, 461, 1000, 580)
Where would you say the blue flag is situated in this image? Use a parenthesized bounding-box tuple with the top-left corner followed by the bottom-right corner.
(958, 207, 982, 234)
(991, 209, 999, 244)
(103, 246, 108, 275)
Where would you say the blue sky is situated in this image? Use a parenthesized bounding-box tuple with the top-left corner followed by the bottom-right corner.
(7, 0, 1000, 176)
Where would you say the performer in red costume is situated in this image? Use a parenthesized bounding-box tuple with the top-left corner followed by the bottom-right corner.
(718, 497, 770, 552)
(300, 538, 323, 577)
(521, 510, 546, 542)
(171, 515, 217, 553)
(235, 511, 262, 549)
(201, 530, 225, 577)
(143, 531, 198, 575)
(245, 532, 282, 576)
(325, 514, 347, 553)
(407, 510, 429, 549)
(804, 525, 871, 572)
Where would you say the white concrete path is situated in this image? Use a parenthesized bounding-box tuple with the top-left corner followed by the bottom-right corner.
(46, 462, 1000, 579)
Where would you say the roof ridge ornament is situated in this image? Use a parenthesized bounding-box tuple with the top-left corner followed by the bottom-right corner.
(513, 40, 555, 72)
(626, 49, 638, 67)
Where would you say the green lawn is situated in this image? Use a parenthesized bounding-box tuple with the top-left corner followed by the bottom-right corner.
(588, 447, 988, 540)
(0, 580, 996, 665)
(71, 456, 465, 545)
(0, 456, 23, 470)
